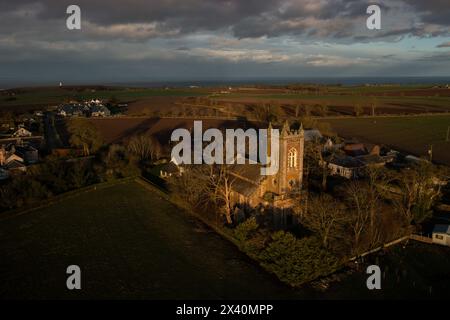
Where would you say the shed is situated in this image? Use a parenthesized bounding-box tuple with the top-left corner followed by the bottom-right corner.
(432, 224, 450, 247)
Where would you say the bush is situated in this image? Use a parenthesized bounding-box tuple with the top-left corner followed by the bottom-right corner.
(0, 176, 50, 210)
(233, 217, 268, 256)
(260, 232, 340, 286)
(0, 159, 102, 213)
(101, 144, 140, 180)
(234, 217, 259, 242)
(232, 220, 341, 287)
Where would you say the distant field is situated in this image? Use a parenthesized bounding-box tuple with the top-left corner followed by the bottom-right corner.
(216, 93, 450, 116)
(0, 86, 209, 111)
(2, 85, 450, 116)
(323, 115, 450, 165)
(212, 85, 450, 116)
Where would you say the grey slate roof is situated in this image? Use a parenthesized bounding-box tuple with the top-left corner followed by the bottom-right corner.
(433, 224, 450, 235)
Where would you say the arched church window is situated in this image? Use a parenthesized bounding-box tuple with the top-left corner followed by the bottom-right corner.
(288, 148, 297, 168)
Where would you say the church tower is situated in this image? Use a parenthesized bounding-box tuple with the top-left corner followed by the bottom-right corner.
(267, 120, 304, 195)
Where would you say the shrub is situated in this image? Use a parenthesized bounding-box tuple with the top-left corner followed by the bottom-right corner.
(234, 217, 259, 242)
(259, 231, 340, 287)
(232, 220, 341, 287)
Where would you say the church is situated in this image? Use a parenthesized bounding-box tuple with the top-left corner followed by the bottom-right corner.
(228, 120, 305, 211)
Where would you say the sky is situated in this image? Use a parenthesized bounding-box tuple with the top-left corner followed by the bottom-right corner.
(0, 0, 449, 85)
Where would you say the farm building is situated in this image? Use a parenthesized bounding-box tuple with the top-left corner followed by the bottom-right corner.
(324, 155, 363, 179)
(432, 224, 450, 247)
(322, 153, 390, 179)
(15, 145, 39, 164)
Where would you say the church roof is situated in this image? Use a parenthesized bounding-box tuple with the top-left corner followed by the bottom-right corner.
(231, 177, 261, 197)
(228, 163, 266, 197)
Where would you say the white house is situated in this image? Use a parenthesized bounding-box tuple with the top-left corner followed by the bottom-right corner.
(432, 224, 450, 247)
(90, 105, 111, 117)
(89, 99, 102, 105)
(11, 127, 32, 138)
(322, 154, 364, 179)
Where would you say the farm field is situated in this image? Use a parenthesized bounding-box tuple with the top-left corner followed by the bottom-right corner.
(0, 180, 308, 299)
(1, 85, 450, 117)
(0, 86, 209, 112)
(323, 115, 450, 165)
(213, 85, 450, 116)
(0, 180, 449, 299)
(86, 117, 262, 144)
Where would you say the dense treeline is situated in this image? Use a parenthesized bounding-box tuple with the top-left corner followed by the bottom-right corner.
(0, 144, 140, 213)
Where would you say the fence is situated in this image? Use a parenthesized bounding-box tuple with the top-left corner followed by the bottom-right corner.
(349, 235, 411, 261)
(409, 234, 433, 244)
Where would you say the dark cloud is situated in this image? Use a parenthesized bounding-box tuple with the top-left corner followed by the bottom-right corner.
(1, 0, 448, 40)
(0, 0, 449, 84)
(406, 0, 450, 26)
(3, 0, 282, 33)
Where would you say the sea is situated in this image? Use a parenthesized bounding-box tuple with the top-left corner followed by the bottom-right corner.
(1, 76, 449, 89)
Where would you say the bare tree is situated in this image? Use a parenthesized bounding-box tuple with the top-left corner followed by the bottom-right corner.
(169, 164, 236, 225)
(365, 167, 391, 227)
(304, 105, 311, 116)
(317, 103, 328, 117)
(67, 118, 103, 156)
(169, 164, 209, 207)
(301, 194, 346, 248)
(295, 104, 301, 118)
(345, 181, 372, 255)
(127, 134, 162, 162)
(304, 138, 332, 191)
(207, 165, 235, 225)
(393, 162, 442, 226)
(354, 103, 364, 117)
(256, 102, 283, 124)
(362, 166, 394, 247)
(370, 97, 378, 116)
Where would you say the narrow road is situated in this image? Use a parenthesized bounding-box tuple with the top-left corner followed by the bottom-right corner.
(43, 112, 63, 151)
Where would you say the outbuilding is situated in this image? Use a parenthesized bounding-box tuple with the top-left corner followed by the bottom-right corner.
(432, 224, 450, 247)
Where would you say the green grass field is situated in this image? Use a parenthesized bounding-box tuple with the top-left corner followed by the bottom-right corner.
(323, 115, 450, 165)
(0, 181, 305, 299)
(2, 85, 449, 115)
(214, 85, 450, 114)
(0, 87, 208, 109)
(0, 180, 449, 299)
